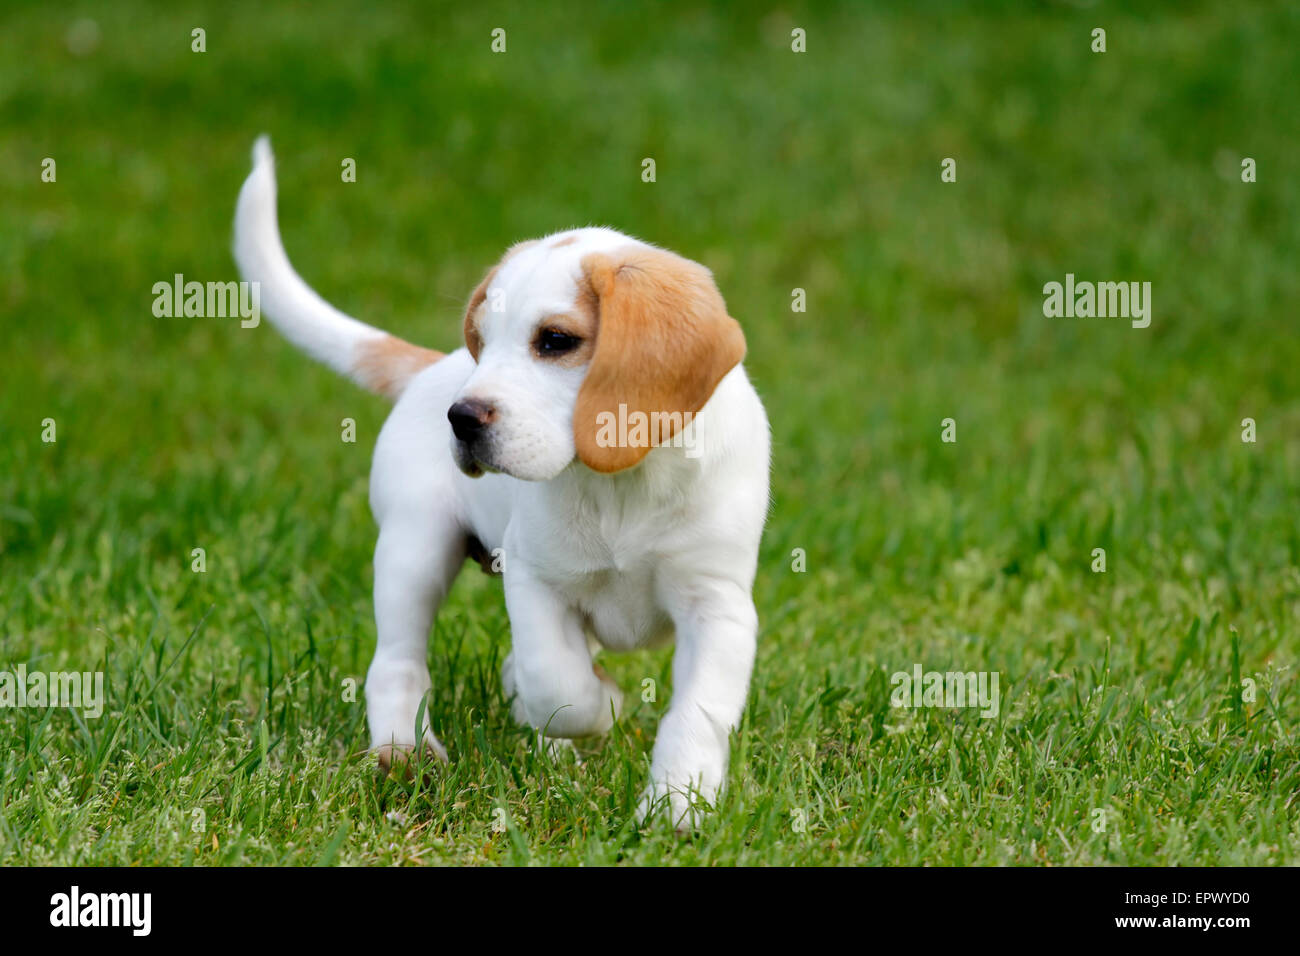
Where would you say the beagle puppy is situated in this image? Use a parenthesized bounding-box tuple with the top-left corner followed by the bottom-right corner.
(232, 138, 770, 826)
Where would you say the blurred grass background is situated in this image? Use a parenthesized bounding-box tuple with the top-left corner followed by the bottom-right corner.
(1, 0, 1298, 864)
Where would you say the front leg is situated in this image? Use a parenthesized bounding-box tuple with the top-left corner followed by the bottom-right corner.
(365, 516, 463, 769)
(641, 578, 758, 829)
(503, 562, 623, 738)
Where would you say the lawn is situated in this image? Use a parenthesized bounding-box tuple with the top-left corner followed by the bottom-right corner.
(1, 0, 1298, 865)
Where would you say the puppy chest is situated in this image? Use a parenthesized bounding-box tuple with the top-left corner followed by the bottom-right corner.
(568, 567, 673, 651)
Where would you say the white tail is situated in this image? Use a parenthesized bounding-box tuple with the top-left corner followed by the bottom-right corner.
(232, 137, 440, 400)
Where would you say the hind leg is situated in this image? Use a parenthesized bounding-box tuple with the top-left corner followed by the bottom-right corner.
(365, 510, 464, 769)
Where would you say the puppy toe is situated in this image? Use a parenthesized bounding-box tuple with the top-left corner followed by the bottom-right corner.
(373, 736, 449, 780)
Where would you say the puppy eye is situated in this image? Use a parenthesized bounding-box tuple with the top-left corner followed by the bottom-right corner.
(535, 328, 582, 356)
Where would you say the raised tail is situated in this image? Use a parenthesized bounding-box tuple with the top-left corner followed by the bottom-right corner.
(232, 136, 441, 401)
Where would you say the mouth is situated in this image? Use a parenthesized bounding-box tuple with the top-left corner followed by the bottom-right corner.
(452, 438, 503, 478)
(452, 439, 484, 477)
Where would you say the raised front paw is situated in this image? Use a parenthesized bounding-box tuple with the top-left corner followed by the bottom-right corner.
(501, 651, 623, 738)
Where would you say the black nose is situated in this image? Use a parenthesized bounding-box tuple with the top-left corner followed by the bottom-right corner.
(448, 399, 495, 442)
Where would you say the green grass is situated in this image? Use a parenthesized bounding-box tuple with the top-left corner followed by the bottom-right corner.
(2, 0, 1299, 865)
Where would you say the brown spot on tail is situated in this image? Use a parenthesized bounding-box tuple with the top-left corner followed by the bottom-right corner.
(352, 335, 443, 400)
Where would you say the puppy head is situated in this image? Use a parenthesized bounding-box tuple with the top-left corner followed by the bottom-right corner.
(451, 230, 745, 480)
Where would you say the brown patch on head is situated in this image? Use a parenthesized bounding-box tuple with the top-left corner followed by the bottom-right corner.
(573, 246, 746, 473)
(462, 267, 494, 359)
(551, 235, 578, 248)
(462, 239, 540, 360)
(352, 335, 444, 401)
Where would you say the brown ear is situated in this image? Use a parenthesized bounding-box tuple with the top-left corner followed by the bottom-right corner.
(462, 240, 540, 359)
(574, 246, 746, 473)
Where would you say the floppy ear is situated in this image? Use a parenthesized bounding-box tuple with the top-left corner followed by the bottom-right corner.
(574, 246, 746, 473)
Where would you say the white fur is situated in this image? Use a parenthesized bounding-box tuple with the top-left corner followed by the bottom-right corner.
(233, 139, 771, 827)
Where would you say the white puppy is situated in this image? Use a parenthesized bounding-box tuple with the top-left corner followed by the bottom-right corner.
(232, 138, 770, 825)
